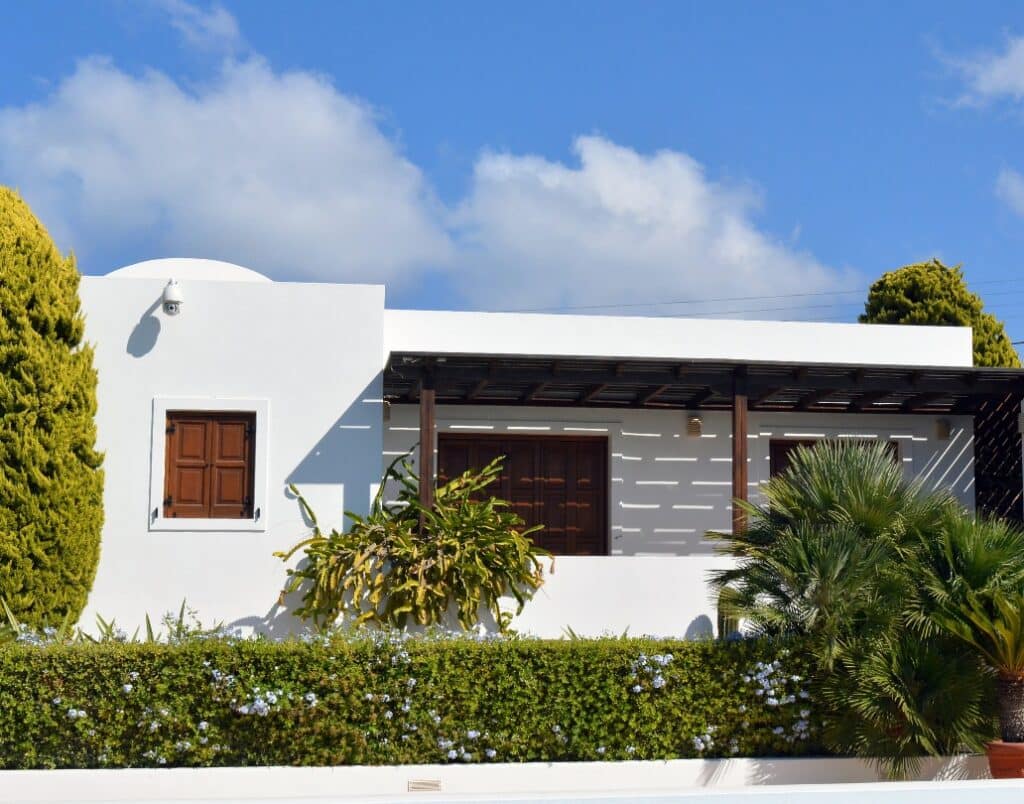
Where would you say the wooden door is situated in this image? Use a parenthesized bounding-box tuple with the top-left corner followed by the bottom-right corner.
(437, 434, 608, 555)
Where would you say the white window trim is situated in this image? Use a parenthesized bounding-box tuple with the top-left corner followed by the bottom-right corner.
(149, 397, 270, 532)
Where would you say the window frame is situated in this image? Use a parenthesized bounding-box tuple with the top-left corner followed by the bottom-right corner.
(149, 397, 270, 532)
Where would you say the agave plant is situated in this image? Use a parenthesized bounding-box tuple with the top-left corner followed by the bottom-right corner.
(909, 514, 1024, 742)
(708, 440, 993, 775)
(277, 452, 549, 631)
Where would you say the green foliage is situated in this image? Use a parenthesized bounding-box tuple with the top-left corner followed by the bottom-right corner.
(0, 633, 819, 769)
(0, 187, 104, 627)
(907, 515, 1024, 740)
(277, 455, 549, 631)
(859, 258, 1020, 367)
(709, 441, 995, 776)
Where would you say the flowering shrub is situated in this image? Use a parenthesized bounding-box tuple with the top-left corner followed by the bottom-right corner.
(0, 631, 821, 769)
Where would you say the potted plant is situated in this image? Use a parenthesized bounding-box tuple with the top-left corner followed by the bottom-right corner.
(913, 516, 1024, 778)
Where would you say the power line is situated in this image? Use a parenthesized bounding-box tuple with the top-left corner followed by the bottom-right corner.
(501, 276, 1024, 315)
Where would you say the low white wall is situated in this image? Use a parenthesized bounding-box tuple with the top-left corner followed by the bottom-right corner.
(0, 757, 1000, 802)
(78, 275, 386, 636)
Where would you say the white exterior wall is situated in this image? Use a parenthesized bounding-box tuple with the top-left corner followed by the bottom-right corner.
(78, 275, 385, 635)
(385, 309, 975, 368)
(385, 404, 974, 637)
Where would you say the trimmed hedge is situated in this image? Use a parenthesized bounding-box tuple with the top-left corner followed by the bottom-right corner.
(0, 634, 821, 768)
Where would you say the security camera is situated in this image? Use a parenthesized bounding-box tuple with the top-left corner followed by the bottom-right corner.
(162, 279, 183, 316)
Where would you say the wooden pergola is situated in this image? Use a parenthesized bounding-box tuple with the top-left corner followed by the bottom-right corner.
(385, 353, 1024, 529)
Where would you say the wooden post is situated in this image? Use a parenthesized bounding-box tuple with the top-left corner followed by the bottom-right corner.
(732, 368, 749, 534)
(418, 374, 436, 517)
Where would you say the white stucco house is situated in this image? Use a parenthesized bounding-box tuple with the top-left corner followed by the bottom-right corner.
(76, 258, 1024, 638)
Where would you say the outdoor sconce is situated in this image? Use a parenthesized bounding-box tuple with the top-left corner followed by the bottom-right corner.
(162, 279, 183, 316)
(686, 414, 703, 437)
(935, 418, 952, 441)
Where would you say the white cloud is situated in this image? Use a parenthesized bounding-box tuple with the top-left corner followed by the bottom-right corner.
(0, 2, 852, 315)
(452, 136, 848, 311)
(996, 167, 1024, 216)
(948, 35, 1024, 106)
(154, 0, 243, 55)
(0, 57, 453, 284)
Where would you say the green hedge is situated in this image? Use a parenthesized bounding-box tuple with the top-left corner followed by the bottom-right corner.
(0, 634, 821, 768)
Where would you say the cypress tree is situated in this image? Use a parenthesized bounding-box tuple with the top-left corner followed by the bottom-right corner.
(860, 259, 1021, 368)
(0, 187, 103, 627)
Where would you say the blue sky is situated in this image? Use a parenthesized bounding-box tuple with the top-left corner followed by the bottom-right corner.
(2, 2, 1024, 334)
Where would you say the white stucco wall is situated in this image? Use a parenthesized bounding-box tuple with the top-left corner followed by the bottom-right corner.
(385, 309, 975, 368)
(78, 274, 385, 635)
(71, 264, 981, 638)
(385, 404, 974, 637)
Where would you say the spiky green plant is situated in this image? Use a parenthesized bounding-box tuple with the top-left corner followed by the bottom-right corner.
(277, 454, 549, 631)
(909, 515, 1024, 742)
(0, 187, 104, 627)
(709, 440, 994, 776)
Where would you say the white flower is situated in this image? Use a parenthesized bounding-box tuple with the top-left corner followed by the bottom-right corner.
(485, 748, 497, 759)
(447, 749, 458, 760)
(122, 684, 133, 694)
(467, 730, 480, 740)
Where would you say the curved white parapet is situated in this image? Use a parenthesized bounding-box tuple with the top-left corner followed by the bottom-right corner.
(106, 258, 273, 283)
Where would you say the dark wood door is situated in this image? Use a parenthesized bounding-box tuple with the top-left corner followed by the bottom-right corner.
(438, 434, 608, 556)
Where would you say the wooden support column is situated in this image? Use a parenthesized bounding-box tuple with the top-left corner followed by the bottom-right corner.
(418, 373, 436, 516)
(732, 368, 749, 534)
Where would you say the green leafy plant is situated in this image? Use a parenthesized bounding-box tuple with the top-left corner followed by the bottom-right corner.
(909, 515, 1024, 742)
(709, 440, 994, 776)
(0, 632, 818, 769)
(277, 454, 549, 631)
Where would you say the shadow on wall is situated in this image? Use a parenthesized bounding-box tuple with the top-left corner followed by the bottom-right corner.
(287, 375, 383, 522)
(228, 377, 383, 638)
(126, 297, 162, 358)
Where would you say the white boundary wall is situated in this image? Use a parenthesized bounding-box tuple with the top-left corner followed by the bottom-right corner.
(0, 756, 1001, 802)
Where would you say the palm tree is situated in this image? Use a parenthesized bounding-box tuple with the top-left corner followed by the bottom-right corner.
(910, 515, 1024, 743)
(708, 441, 993, 776)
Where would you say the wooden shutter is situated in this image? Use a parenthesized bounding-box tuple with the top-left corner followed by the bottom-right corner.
(164, 412, 255, 519)
(769, 438, 899, 477)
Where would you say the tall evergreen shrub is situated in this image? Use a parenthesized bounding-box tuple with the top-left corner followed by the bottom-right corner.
(0, 187, 103, 626)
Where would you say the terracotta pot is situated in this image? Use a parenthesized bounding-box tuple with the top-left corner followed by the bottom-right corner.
(986, 740, 1024, 778)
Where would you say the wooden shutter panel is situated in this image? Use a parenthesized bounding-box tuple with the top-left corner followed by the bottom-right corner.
(164, 412, 256, 519)
(164, 415, 212, 518)
(209, 415, 255, 518)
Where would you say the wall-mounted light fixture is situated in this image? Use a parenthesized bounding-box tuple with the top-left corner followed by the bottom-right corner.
(162, 279, 183, 316)
(935, 418, 952, 441)
(686, 414, 703, 438)
(383, 400, 392, 423)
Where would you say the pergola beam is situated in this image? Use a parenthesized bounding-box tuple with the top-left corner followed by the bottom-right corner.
(640, 384, 672, 405)
(732, 369, 749, 535)
(424, 366, 1022, 398)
